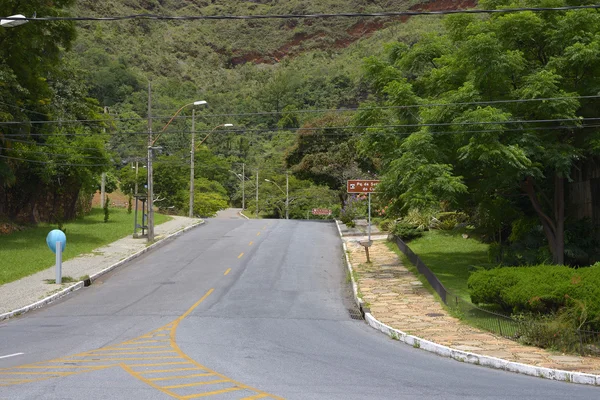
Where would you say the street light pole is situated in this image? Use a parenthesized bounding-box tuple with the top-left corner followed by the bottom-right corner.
(242, 163, 245, 210)
(189, 108, 196, 218)
(256, 170, 259, 218)
(147, 82, 154, 242)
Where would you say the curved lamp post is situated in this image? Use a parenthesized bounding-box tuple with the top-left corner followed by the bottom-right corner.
(190, 123, 233, 217)
(148, 100, 206, 240)
(265, 174, 289, 220)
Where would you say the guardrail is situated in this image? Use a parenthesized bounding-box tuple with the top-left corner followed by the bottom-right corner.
(394, 236, 600, 356)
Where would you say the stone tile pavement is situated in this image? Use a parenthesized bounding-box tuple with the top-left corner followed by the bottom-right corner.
(0, 216, 202, 316)
(345, 239, 600, 375)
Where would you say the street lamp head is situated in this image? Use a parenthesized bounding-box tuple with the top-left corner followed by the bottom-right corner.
(193, 100, 207, 106)
(1, 14, 28, 28)
(223, 123, 233, 127)
(264, 179, 271, 182)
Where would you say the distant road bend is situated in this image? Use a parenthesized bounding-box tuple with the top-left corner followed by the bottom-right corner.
(0, 215, 597, 399)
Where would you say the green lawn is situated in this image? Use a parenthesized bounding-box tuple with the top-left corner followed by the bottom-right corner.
(393, 230, 492, 302)
(0, 208, 171, 285)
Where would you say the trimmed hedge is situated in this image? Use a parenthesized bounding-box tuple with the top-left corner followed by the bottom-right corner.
(468, 264, 600, 330)
(392, 223, 423, 242)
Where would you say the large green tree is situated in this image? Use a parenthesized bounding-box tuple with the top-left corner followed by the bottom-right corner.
(358, 1, 600, 264)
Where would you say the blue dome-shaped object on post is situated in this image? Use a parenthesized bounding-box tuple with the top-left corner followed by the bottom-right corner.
(46, 229, 67, 254)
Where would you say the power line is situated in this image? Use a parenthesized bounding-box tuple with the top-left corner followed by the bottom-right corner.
(0, 147, 108, 160)
(2, 118, 599, 138)
(4, 5, 600, 22)
(0, 154, 112, 167)
(1, 94, 599, 126)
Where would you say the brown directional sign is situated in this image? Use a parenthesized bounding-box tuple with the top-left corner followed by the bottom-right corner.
(312, 208, 332, 216)
(347, 180, 380, 193)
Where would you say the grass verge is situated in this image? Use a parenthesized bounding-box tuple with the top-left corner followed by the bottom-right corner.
(396, 230, 492, 302)
(0, 208, 171, 285)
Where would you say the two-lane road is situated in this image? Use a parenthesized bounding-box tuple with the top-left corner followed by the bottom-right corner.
(0, 218, 598, 399)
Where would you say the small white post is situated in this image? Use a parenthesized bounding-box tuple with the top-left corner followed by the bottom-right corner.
(55, 241, 62, 284)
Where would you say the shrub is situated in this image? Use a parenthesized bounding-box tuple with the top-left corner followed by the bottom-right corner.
(378, 219, 396, 232)
(468, 264, 600, 330)
(392, 223, 423, 242)
(103, 195, 110, 223)
(402, 208, 436, 230)
(430, 211, 468, 231)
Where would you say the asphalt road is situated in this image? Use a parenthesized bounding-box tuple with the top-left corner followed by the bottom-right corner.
(1, 218, 598, 399)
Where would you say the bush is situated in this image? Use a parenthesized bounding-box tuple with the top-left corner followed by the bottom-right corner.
(430, 211, 468, 231)
(392, 223, 423, 242)
(402, 208, 436, 230)
(468, 264, 600, 330)
(378, 218, 396, 232)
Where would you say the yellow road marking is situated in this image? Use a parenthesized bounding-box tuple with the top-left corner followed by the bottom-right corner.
(98, 345, 170, 351)
(83, 350, 176, 356)
(241, 395, 271, 400)
(249, 241, 253, 245)
(263, 226, 267, 229)
(120, 363, 180, 399)
(65, 356, 182, 362)
(128, 362, 192, 368)
(139, 367, 202, 374)
(224, 268, 231, 276)
(182, 387, 242, 399)
(256, 232, 261, 236)
(2, 287, 282, 398)
(238, 252, 244, 259)
(148, 373, 214, 381)
(162, 379, 229, 389)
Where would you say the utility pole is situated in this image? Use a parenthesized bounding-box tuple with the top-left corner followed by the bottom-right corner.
(256, 169, 259, 218)
(285, 171, 289, 220)
(242, 163, 245, 210)
(100, 107, 108, 208)
(189, 108, 195, 218)
(100, 173, 106, 208)
(147, 82, 154, 242)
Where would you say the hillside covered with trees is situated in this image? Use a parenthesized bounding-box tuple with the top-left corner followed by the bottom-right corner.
(3, 0, 600, 268)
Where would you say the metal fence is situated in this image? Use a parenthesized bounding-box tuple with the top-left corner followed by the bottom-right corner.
(394, 237, 600, 356)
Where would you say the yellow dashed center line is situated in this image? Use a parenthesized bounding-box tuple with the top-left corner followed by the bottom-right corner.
(224, 268, 231, 276)
(238, 252, 244, 259)
(256, 232, 261, 236)
(249, 241, 253, 246)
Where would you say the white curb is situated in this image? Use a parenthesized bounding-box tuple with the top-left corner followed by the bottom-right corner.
(0, 220, 205, 322)
(334, 220, 600, 387)
(239, 211, 250, 220)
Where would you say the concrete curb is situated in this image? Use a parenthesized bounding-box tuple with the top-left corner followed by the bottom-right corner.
(334, 220, 600, 387)
(0, 220, 205, 322)
(239, 211, 250, 220)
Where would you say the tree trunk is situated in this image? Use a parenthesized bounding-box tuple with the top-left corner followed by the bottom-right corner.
(521, 174, 565, 264)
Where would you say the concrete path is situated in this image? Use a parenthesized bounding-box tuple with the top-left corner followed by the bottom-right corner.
(0, 215, 202, 315)
(344, 237, 600, 375)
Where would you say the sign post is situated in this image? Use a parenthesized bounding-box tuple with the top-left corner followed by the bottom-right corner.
(46, 230, 67, 284)
(347, 180, 380, 263)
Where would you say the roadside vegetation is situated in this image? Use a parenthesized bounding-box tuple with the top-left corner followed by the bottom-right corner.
(0, 208, 171, 285)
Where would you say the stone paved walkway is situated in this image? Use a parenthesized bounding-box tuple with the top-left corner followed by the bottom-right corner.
(345, 239, 600, 375)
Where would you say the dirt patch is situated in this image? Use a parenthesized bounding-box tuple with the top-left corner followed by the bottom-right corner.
(92, 190, 130, 209)
(227, 0, 478, 65)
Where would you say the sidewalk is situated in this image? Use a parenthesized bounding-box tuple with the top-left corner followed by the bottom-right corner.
(342, 235, 600, 377)
(0, 216, 202, 317)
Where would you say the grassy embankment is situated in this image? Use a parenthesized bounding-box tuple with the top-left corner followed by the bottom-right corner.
(0, 208, 171, 285)
(387, 230, 492, 302)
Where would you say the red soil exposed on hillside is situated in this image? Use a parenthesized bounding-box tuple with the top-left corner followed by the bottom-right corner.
(227, 0, 477, 65)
